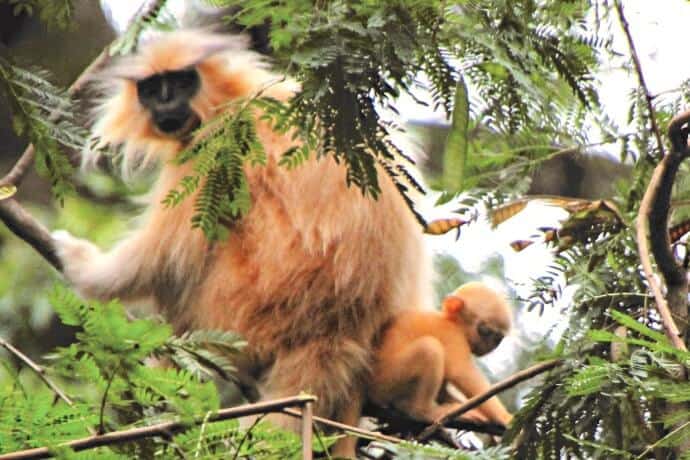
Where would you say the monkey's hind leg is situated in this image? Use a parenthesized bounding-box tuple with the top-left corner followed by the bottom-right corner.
(374, 336, 485, 423)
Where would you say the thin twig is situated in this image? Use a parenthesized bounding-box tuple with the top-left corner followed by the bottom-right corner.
(417, 359, 563, 441)
(613, 0, 664, 158)
(0, 337, 73, 406)
(282, 408, 402, 445)
(312, 425, 333, 460)
(230, 414, 265, 460)
(301, 401, 314, 460)
(0, 395, 316, 460)
(98, 363, 122, 434)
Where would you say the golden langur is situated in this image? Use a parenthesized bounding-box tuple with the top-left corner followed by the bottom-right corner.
(51, 30, 432, 456)
(370, 281, 513, 426)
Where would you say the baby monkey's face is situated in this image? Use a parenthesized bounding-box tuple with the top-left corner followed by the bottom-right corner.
(469, 321, 507, 356)
(136, 67, 201, 138)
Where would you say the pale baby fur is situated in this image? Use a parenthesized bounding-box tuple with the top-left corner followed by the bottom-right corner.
(55, 30, 433, 427)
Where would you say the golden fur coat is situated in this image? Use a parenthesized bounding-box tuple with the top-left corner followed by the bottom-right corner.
(54, 30, 432, 430)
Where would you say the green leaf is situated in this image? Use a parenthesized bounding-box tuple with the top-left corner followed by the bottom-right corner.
(442, 76, 470, 193)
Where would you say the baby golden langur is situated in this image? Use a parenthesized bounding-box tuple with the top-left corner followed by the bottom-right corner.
(370, 282, 513, 426)
(51, 30, 432, 457)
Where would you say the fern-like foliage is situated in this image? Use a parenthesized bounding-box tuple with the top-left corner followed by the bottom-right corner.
(163, 104, 266, 240)
(219, 0, 449, 207)
(498, 92, 690, 457)
(217, 0, 608, 203)
(0, 56, 85, 200)
(162, 329, 246, 383)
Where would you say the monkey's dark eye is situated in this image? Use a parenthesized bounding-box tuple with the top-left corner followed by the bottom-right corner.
(137, 74, 162, 100)
(174, 68, 199, 90)
(477, 324, 493, 337)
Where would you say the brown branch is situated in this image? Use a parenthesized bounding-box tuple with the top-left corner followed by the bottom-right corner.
(0, 200, 62, 269)
(0, 337, 73, 406)
(282, 408, 402, 445)
(0, 395, 316, 460)
(614, 0, 664, 158)
(636, 110, 690, 351)
(301, 401, 314, 460)
(417, 359, 563, 442)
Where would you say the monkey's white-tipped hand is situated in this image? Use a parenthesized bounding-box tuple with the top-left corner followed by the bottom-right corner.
(52, 230, 102, 287)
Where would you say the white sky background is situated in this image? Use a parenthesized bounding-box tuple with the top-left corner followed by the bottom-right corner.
(100, 0, 690, 380)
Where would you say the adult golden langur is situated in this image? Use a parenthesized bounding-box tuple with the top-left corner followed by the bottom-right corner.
(52, 30, 432, 457)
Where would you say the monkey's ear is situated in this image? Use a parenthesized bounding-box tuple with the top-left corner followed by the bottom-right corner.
(442, 295, 465, 317)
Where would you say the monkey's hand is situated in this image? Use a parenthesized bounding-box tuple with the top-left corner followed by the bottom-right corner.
(52, 230, 103, 288)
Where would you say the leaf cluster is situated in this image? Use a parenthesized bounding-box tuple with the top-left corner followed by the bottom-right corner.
(0, 284, 320, 458)
(0, 57, 84, 200)
(163, 104, 266, 240)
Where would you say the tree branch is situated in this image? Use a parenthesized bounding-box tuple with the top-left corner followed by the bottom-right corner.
(0, 200, 62, 269)
(0, 337, 73, 406)
(417, 359, 563, 442)
(282, 408, 403, 445)
(614, 0, 664, 158)
(636, 111, 690, 352)
(0, 395, 316, 460)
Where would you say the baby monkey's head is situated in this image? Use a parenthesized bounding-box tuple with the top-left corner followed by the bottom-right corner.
(442, 281, 512, 356)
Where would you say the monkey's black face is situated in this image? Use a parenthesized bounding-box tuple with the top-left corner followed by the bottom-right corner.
(470, 322, 506, 356)
(136, 68, 201, 137)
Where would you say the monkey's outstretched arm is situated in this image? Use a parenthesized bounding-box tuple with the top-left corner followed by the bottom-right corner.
(52, 229, 157, 301)
(447, 361, 512, 426)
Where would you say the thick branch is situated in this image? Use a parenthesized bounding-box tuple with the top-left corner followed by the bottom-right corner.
(417, 359, 562, 441)
(0, 47, 113, 272)
(0, 395, 316, 460)
(0, 200, 61, 269)
(636, 110, 690, 351)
